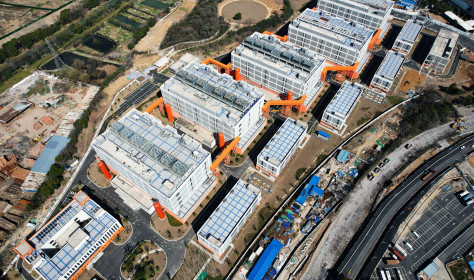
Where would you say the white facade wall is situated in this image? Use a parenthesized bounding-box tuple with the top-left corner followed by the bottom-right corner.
(317, 0, 393, 31)
(288, 9, 373, 66)
(231, 33, 325, 99)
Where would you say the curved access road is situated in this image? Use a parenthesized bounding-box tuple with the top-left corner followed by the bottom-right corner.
(336, 134, 474, 279)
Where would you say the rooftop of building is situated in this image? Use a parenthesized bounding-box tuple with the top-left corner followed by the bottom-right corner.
(292, 9, 374, 50)
(430, 28, 459, 58)
(258, 118, 307, 167)
(162, 62, 264, 125)
(396, 19, 423, 43)
(374, 50, 405, 80)
(234, 32, 325, 81)
(198, 180, 260, 248)
(0, 101, 33, 123)
(31, 135, 70, 174)
(92, 109, 209, 198)
(325, 81, 364, 118)
(337, 0, 393, 13)
(23, 191, 120, 280)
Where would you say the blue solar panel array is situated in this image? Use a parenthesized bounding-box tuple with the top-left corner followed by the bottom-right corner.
(28, 196, 120, 280)
(198, 180, 259, 244)
(375, 51, 405, 79)
(325, 82, 363, 117)
(258, 119, 306, 165)
(397, 20, 422, 42)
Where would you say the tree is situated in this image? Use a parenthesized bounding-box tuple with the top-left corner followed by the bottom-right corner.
(85, 0, 99, 10)
(233, 12, 242, 20)
(59, 9, 70, 24)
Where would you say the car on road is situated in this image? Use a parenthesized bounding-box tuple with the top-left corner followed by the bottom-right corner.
(461, 145, 465, 149)
(405, 144, 413, 149)
(378, 162, 385, 168)
(373, 167, 381, 173)
(383, 158, 390, 164)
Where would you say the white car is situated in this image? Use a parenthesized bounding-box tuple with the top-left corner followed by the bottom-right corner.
(461, 145, 465, 149)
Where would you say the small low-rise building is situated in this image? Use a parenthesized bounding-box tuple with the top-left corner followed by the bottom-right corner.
(197, 180, 261, 256)
(14, 191, 123, 280)
(321, 81, 364, 133)
(392, 19, 423, 54)
(257, 119, 307, 178)
(370, 51, 406, 94)
(422, 29, 459, 74)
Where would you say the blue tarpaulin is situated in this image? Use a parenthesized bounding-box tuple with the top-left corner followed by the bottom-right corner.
(296, 184, 312, 205)
(317, 130, 330, 140)
(248, 239, 284, 280)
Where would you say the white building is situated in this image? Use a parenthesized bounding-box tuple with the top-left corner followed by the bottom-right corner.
(392, 19, 423, 54)
(321, 81, 364, 132)
(288, 9, 374, 66)
(92, 109, 215, 222)
(422, 29, 459, 74)
(317, 0, 393, 31)
(161, 62, 266, 153)
(14, 191, 122, 280)
(370, 51, 405, 94)
(257, 119, 307, 178)
(197, 180, 261, 256)
(231, 32, 326, 109)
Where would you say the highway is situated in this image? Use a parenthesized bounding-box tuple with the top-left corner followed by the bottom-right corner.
(336, 134, 474, 279)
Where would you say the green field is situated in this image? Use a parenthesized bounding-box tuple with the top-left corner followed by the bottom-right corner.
(127, 8, 153, 19)
(141, 0, 169, 10)
(136, 3, 161, 15)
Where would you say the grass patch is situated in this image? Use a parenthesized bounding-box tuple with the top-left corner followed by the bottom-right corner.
(166, 212, 183, 227)
(0, 54, 52, 93)
(258, 206, 275, 228)
(206, 275, 224, 280)
(387, 95, 404, 105)
(448, 260, 473, 280)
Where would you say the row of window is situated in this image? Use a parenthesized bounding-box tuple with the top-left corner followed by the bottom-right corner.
(318, 3, 383, 29)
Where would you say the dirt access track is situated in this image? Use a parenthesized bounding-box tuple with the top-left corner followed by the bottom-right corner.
(134, 0, 198, 53)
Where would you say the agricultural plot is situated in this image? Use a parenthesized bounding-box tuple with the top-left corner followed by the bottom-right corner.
(127, 8, 153, 19)
(115, 14, 142, 30)
(122, 12, 148, 24)
(141, 0, 169, 10)
(136, 3, 161, 15)
(97, 23, 133, 44)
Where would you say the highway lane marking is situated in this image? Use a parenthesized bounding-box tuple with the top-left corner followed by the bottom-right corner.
(343, 137, 474, 277)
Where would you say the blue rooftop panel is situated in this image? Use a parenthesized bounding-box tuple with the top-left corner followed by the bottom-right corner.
(248, 239, 284, 280)
(198, 180, 259, 244)
(325, 82, 363, 118)
(375, 51, 405, 79)
(258, 119, 306, 165)
(397, 20, 422, 42)
(296, 184, 312, 205)
(31, 135, 70, 174)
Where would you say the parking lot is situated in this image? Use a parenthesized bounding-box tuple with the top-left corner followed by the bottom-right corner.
(371, 186, 473, 280)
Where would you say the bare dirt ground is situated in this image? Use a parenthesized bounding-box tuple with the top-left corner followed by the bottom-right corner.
(301, 121, 467, 280)
(288, 0, 308, 10)
(399, 69, 426, 92)
(219, 0, 281, 18)
(173, 244, 209, 280)
(134, 0, 198, 52)
(98, 64, 118, 76)
(132, 54, 161, 71)
(428, 12, 448, 24)
(0, 7, 47, 37)
(88, 160, 111, 187)
(0, 0, 82, 45)
(220, 0, 271, 24)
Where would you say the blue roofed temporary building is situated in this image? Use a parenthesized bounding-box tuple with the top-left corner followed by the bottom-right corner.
(337, 150, 349, 163)
(31, 135, 70, 174)
(308, 177, 324, 198)
(247, 239, 284, 280)
(421, 262, 440, 278)
(317, 130, 330, 141)
(296, 184, 312, 205)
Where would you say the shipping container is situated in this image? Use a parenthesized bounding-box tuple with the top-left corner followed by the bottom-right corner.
(421, 169, 436, 181)
(385, 259, 400, 265)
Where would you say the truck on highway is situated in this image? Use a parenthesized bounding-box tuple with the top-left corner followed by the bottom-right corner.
(421, 169, 436, 181)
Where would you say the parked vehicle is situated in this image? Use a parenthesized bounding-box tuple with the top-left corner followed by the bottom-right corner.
(374, 167, 381, 173)
(385, 259, 400, 265)
(379, 162, 385, 168)
(383, 158, 390, 164)
(421, 169, 436, 181)
(405, 144, 413, 149)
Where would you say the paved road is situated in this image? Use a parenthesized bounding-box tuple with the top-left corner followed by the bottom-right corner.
(336, 134, 474, 279)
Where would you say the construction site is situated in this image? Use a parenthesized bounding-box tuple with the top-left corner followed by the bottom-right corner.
(0, 71, 99, 243)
